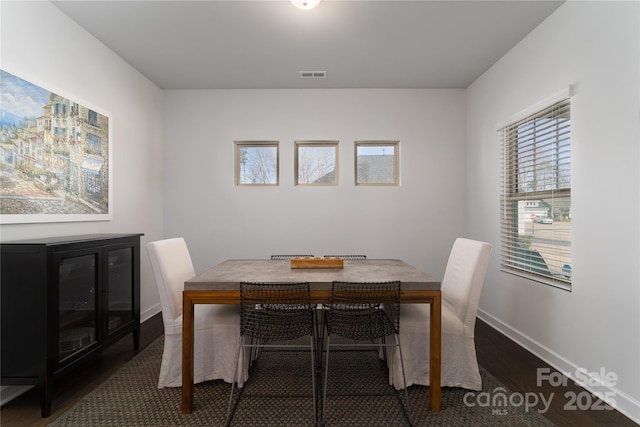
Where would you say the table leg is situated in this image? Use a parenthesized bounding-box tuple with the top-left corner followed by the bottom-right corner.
(429, 291, 442, 412)
(182, 292, 195, 414)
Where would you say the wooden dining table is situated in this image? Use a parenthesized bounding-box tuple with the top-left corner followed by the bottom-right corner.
(181, 258, 442, 414)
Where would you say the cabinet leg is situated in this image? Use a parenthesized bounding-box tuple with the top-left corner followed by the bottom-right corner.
(133, 328, 140, 353)
(39, 379, 52, 417)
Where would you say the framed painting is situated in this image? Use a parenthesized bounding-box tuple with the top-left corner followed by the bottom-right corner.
(0, 69, 112, 223)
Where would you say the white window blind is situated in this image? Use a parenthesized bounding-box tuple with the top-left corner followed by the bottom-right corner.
(500, 97, 572, 289)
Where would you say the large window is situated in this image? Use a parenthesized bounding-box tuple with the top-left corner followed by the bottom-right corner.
(500, 96, 572, 289)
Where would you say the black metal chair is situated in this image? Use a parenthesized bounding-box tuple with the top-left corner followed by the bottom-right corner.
(323, 255, 366, 260)
(322, 280, 411, 425)
(270, 255, 314, 260)
(318, 255, 367, 348)
(226, 281, 317, 426)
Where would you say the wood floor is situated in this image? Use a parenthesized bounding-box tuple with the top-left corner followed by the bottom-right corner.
(1, 315, 637, 427)
(475, 320, 637, 427)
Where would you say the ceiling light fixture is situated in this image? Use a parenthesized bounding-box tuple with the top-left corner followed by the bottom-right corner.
(290, 0, 321, 10)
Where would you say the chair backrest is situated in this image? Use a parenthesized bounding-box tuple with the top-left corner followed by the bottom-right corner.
(240, 281, 314, 341)
(270, 255, 314, 260)
(146, 238, 196, 323)
(323, 255, 366, 260)
(442, 238, 492, 326)
(328, 280, 401, 339)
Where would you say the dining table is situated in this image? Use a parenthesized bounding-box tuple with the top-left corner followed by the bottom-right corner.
(181, 258, 442, 414)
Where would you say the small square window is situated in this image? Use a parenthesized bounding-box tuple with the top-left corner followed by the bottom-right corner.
(294, 141, 339, 186)
(235, 141, 279, 185)
(355, 141, 399, 186)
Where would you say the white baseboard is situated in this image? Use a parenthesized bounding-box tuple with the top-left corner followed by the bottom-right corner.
(141, 303, 161, 323)
(1, 385, 34, 407)
(477, 309, 640, 425)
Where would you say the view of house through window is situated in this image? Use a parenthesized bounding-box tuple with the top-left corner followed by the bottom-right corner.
(355, 141, 399, 185)
(500, 97, 572, 289)
(294, 141, 338, 185)
(235, 141, 279, 185)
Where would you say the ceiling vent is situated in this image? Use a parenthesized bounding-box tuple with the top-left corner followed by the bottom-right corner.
(300, 71, 327, 79)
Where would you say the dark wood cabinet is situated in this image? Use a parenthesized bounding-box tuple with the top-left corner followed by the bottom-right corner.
(1, 233, 142, 417)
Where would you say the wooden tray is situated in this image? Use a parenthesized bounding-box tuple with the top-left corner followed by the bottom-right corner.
(290, 257, 344, 269)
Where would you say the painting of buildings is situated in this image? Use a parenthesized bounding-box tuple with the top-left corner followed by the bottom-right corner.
(0, 70, 110, 223)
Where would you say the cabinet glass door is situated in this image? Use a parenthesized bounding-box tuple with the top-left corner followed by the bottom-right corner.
(58, 252, 99, 361)
(106, 246, 134, 335)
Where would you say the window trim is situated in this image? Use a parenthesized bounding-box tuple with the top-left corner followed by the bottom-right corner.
(294, 140, 339, 186)
(234, 141, 279, 186)
(354, 141, 399, 186)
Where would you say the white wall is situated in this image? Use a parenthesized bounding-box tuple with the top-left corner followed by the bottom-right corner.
(0, 1, 165, 321)
(162, 88, 467, 280)
(467, 1, 640, 422)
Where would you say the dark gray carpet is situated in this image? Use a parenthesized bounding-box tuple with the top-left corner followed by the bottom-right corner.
(48, 337, 555, 426)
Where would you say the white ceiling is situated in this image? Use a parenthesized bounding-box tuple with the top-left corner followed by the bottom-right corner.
(52, 0, 564, 90)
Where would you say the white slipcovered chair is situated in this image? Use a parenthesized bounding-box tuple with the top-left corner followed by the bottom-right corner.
(388, 238, 492, 391)
(146, 237, 247, 388)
